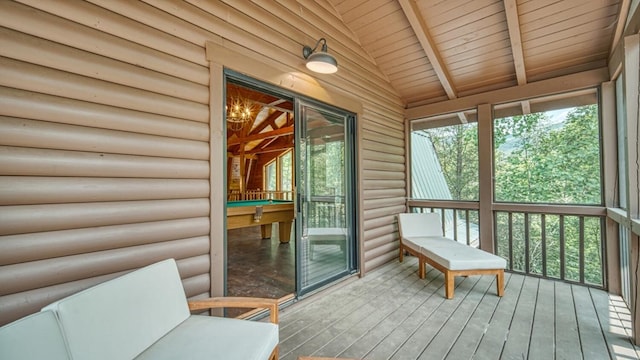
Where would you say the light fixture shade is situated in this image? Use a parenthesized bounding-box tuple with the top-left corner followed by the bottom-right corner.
(302, 38, 338, 74)
(305, 51, 338, 74)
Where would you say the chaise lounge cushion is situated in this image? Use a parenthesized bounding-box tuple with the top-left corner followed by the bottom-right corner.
(397, 213, 443, 238)
(399, 235, 432, 255)
(408, 236, 507, 271)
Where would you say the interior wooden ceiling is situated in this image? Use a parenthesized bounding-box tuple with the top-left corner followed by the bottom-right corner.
(226, 82, 294, 156)
(328, 0, 628, 109)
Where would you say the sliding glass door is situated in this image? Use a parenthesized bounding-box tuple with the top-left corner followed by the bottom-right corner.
(224, 70, 357, 300)
(296, 100, 357, 296)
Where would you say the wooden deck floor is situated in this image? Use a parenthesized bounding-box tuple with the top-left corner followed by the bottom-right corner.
(278, 257, 640, 360)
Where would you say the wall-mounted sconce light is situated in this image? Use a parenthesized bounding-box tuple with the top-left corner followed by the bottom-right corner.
(302, 38, 338, 74)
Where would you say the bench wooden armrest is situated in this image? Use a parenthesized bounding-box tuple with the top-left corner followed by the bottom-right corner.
(188, 297, 279, 324)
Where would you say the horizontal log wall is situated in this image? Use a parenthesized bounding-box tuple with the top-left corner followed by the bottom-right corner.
(0, 0, 211, 325)
(102, 0, 406, 274)
(0, 0, 406, 324)
(195, 0, 406, 273)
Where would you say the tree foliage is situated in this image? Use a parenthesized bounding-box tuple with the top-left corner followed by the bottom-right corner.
(426, 123, 479, 201)
(308, 141, 346, 227)
(494, 105, 601, 204)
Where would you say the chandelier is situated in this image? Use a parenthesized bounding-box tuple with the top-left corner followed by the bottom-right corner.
(226, 96, 254, 131)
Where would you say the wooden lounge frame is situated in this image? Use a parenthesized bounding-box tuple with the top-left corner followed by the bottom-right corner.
(397, 213, 506, 299)
(419, 254, 504, 300)
(188, 297, 279, 360)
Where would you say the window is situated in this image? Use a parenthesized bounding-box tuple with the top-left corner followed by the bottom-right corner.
(409, 110, 479, 245)
(264, 159, 277, 193)
(410, 110, 479, 201)
(263, 149, 293, 200)
(308, 139, 346, 228)
(493, 94, 603, 205)
(492, 90, 604, 286)
(408, 91, 605, 286)
(281, 150, 292, 194)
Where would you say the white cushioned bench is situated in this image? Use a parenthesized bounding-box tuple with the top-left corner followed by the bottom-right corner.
(398, 213, 507, 299)
(0, 258, 279, 360)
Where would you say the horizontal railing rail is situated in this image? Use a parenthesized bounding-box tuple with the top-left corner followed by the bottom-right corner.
(408, 200, 480, 247)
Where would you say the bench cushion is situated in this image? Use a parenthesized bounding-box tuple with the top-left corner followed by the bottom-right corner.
(408, 236, 507, 271)
(42, 259, 190, 360)
(136, 315, 278, 360)
(0, 310, 70, 360)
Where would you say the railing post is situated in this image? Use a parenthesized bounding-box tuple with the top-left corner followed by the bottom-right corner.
(601, 80, 620, 294)
(623, 33, 640, 345)
(477, 103, 495, 253)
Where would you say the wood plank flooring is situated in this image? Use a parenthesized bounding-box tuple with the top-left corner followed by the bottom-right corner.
(278, 257, 640, 360)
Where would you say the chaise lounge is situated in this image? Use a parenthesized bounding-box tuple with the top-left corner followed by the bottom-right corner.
(397, 213, 507, 299)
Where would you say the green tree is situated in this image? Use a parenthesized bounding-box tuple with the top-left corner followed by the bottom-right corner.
(494, 112, 547, 202)
(494, 106, 601, 204)
(308, 140, 345, 227)
(426, 123, 478, 201)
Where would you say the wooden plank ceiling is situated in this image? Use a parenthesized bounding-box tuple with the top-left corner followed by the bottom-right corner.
(328, 0, 627, 110)
(226, 82, 293, 157)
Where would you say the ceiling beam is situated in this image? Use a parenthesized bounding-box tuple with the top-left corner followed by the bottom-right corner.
(504, 0, 526, 85)
(227, 126, 294, 145)
(503, 0, 530, 114)
(398, 0, 468, 123)
(611, 0, 631, 55)
(406, 67, 609, 120)
(244, 144, 293, 155)
(398, 0, 457, 100)
(261, 111, 292, 132)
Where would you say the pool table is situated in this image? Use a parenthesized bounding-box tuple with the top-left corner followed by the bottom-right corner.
(227, 199, 294, 243)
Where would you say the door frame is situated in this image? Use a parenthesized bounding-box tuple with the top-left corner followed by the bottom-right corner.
(222, 69, 360, 299)
(205, 40, 364, 299)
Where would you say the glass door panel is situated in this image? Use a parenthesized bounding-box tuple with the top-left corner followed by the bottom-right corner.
(296, 100, 357, 295)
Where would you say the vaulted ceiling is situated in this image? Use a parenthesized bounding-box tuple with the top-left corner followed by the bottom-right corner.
(226, 82, 294, 158)
(328, 0, 628, 109)
(228, 0, 630, 156)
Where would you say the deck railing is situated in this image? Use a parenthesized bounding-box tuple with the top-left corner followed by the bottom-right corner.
(307, 195, 346, 228)
(408, 200, 607, 288)
(227, 189, 294, 201)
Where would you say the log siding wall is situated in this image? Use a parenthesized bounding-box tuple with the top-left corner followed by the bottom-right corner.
(0, 0, 406, 325)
